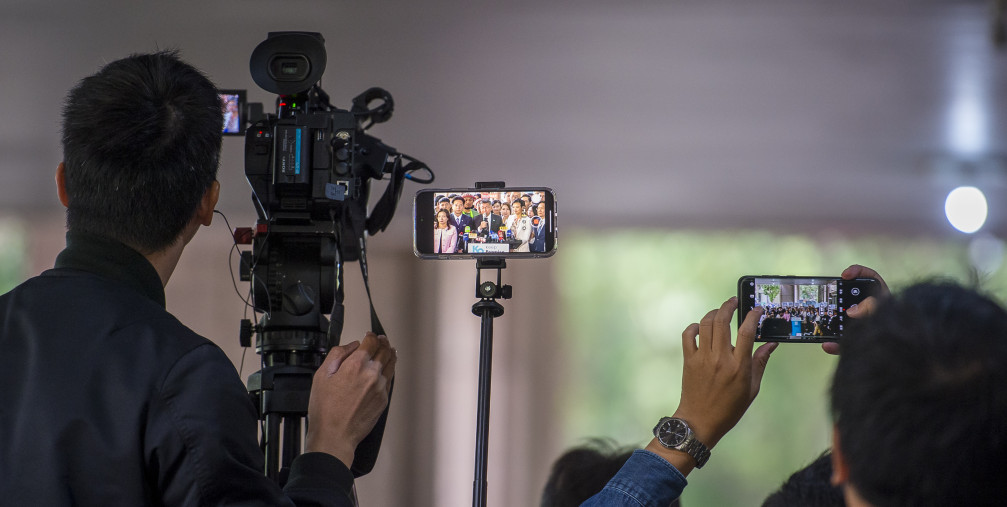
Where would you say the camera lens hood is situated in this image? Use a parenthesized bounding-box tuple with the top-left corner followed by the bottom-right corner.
(250, 32, 327, 95)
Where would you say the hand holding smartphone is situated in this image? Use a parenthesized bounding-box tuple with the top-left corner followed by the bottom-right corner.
(737, 276, 880, 342)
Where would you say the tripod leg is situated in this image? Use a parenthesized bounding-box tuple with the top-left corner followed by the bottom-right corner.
(281, 416, 303, 485)
(472, 303, 502, 507)
(264, 413, 281, 482)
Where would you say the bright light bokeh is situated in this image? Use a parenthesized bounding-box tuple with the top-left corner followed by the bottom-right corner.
(948, 93, 987, 156)
(945, 186, 988, 233)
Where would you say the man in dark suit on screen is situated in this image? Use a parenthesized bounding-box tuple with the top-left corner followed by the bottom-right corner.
(474, 199, 504, 240)
(448, 196, 472, 250)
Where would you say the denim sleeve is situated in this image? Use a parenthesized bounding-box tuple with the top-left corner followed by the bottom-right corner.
(580, 449, 687, 507)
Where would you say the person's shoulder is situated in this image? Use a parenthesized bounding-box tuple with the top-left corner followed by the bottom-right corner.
(114, 311, 235, 396)
(37, 268, 214, 356)
(0, 272, 42, 299)
(3, 269, 159, 319)
(112, 304, 215, 359)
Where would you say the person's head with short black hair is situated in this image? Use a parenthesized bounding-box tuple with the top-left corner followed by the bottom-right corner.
(830, 281, 1007, 506)
(761, 450, 843, 507)
(542, 439, 632, 507)
(511, 199, 524, 217)
(437, 196, 451, 211)
(451, 196, 465, 215)
(541, 439, 681, 507)
(60, 50, 222, 254)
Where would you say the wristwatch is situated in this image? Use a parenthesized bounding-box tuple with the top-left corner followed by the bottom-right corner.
(652, 417, 711, 468)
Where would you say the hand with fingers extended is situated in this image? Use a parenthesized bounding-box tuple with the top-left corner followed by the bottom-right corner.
(821, 264, 891, 355)
(646, 297, 778, 475)
(305, 332, 397, 468)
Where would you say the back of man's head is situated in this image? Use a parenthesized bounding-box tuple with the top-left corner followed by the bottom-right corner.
(831, 281, 1007, 506)
(61, 50, 222, 253)
(541, 439, 681, 507)
(761, 451, 843, 507)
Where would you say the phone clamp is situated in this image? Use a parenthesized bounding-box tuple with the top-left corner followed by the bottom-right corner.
(475, 258, 512, 301)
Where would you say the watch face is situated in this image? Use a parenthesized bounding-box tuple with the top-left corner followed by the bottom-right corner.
(658, 419, 688, 447)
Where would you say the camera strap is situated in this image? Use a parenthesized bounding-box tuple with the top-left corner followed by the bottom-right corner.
(367, 155, 433, 236)
(356, 234, 385, 336)
(343, 207, 392, 478)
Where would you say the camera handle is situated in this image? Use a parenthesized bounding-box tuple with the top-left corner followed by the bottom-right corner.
(471, 257, 510, 507)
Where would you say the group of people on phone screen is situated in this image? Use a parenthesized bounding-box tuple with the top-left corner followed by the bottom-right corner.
(757, 303, 841, 338)
(432, 191, 547, 254)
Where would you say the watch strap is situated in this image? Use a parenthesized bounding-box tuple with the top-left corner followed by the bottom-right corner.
(681, 435, 711, 468)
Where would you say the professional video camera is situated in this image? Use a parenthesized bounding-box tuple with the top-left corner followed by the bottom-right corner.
(235, 31, 433, 483)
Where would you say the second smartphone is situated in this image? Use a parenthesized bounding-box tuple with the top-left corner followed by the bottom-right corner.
(738, 276, 880, 342)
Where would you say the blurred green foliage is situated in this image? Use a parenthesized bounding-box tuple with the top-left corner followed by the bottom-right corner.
(0, 219, 25, 293)
(555, 229, 1006, 505)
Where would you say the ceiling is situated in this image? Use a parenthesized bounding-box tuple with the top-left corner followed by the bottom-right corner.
(2, 0, 1004, 238)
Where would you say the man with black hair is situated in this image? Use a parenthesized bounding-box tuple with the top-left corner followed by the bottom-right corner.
(529, 201, 547, 253)
(761, 451, 843, 507)
(449, 195, 472, 251)
(437, 195, 451, 212)
(0, 51, 393, 506)
(475, 199, 504, 238)
(542, 439, 681, 507)
(829, 279, 1007, 506)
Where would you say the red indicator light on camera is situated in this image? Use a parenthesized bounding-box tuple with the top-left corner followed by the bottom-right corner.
(232, 227, 253, 245)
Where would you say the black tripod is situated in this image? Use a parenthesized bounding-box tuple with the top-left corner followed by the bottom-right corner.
(243, 304, 392, 486)
(244, 327, 322, 484)
(237, 222, 390, 486)
(471, 258, 511, 507)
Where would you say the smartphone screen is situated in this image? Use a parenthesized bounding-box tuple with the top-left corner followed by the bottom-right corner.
(737, 276, 879, 342)
(219, 89, 246, 136)
(413, 188, 557, 259)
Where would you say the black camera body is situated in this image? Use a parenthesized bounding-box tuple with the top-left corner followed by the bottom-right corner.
(244, 108, 362, 222)
(242, 106, 369, 333)
(238, 31, 432, 479)
(244, 32, 399, 263)
(241, 28, 434, 357)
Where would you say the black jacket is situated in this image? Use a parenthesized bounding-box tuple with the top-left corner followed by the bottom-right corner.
(0, 232, 354, 506)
